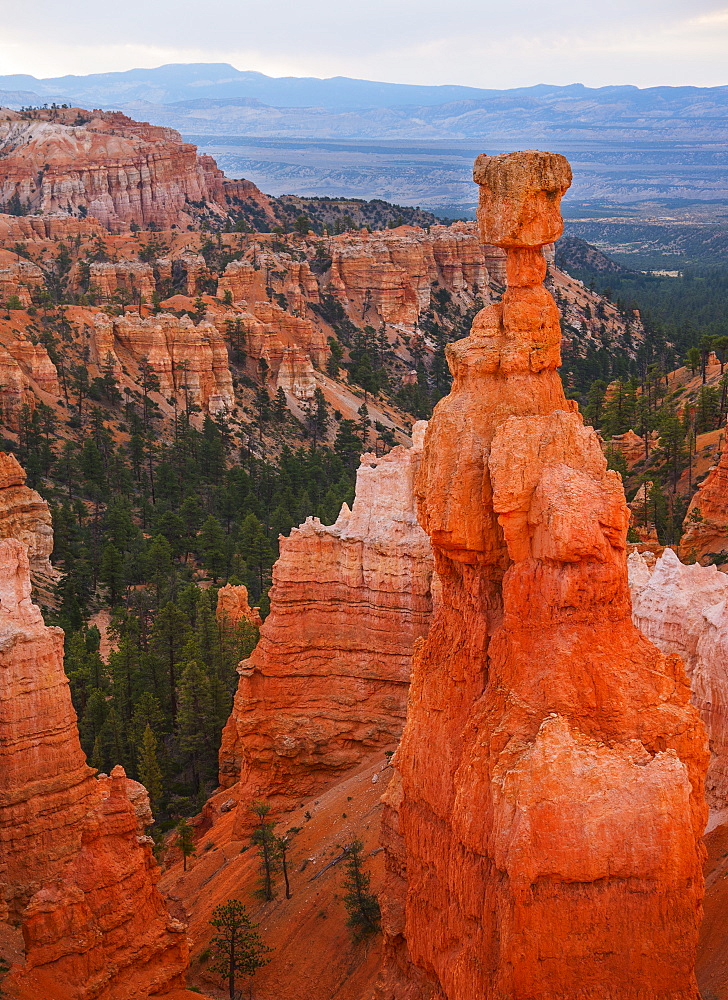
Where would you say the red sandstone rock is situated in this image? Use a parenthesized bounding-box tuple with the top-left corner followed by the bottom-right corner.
(275, 346, 317, 399)
(328, 224, 489, 327)
(0, 538, 188, 997)
(0, 107, 276, 232)
(606, 427, 658, 468)
(0, 252, 45, 306)
(91, 311, 234, 416)
(0, 452, 58, 587)
(680, 430, 728, 565)
(630, 548, 728, 817)
(218, 426, 435, 829)
(215, 583, 262, 630)
(379, 150, 708, 1000)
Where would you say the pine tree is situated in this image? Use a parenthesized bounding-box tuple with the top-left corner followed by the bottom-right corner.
(341, 838, 381, 940)
(200, 515, 227, 583)
(209, 899, 272, 1000)
(177, 817, 196, 871)
(137, 724, 163, 813)
(250, 801, 278, 901)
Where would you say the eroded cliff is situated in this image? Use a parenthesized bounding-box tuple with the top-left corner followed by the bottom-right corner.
(630, 547, 728, 818)
(0, 451, 57, 589)
(379, 150, 708, 1000)
(0, 538, 188, 998)
(218, 426, 435, 831)
(680, 430, 728, 566)
(0, 106, 276, 232)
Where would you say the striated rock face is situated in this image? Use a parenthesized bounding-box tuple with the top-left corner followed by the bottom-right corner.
(0, 538, 188, 997)
(680, 430, 728, 565)
(92, 311, 234, 416)
(0, 334, 59, 431)
(216, 583, 263, 630)
(0, 252, 45, 306)
(328, 224, 488, 326)
(70, 258, 157, 301)
(0, 107, 276, 232)
(629, 547, 728, 814)
(275, 346, 317, 399)
(0, 538, 97, 913)
(380, 150, 708, 1000)
(219, 425, 435, 829)
(0, 452, 57, 588)
(20, 766, 188, 1000)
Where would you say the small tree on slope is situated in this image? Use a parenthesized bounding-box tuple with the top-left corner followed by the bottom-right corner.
(209, 899, 271, 1000)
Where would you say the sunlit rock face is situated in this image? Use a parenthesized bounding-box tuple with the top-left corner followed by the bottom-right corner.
(0, 538, 188, 999)
(218, 426, 436, 834)
(630, 546, 728, 817)
(377, 150, 708, 1000)
(0, 452, 57, 589)
(0, 107, 276, 232)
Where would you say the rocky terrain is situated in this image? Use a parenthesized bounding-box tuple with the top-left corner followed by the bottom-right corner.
(0, 536, 189, 999)
(629, 548, 728, 820)
(0, 450, 57, 589)
(0, 93, 727, 1000)
(378, 150, 708, 1000)
(680, 431, 728, 566)
(0, 106, 276, 232)
(218, 426, 435, 832)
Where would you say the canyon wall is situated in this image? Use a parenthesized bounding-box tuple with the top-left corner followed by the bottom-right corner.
(0, 106, 276, 232)
(219, 425, 435, 832)
(680, 431, 728, 566)
(92, 311, 235, 416)
(630, 547, 728, 816)
(0, 537, 188, 998)
(0, 452, 57, 588)
(379, 151, 708, 1000)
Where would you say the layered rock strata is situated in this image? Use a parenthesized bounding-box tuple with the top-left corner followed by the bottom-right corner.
(92, 312, 234, 416)
(629, 547, 728, 814)
(380, 151, 708, 1000)
(219, 426, 435, 831)
(216, 583, 263, 630)
(0, 107, 276, 232)
(0, 451, 57, 587)
(680, 430, 728, 565)
(0, 538, 188, 997)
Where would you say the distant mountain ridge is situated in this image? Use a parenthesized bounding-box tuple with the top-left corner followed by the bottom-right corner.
(1, 63, 727, 113)
(1, 64, 726, 223)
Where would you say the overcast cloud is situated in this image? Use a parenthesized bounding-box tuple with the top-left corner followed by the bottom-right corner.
(0, 0, 726, 89)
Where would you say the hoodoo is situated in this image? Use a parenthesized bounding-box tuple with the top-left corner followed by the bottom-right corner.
(219, 427, 435, 833)
(0, 537, 188, 999)
(379, 151, 709, 1000)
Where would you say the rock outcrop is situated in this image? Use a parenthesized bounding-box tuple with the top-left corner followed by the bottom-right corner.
(0, 451, 57, 587)
(328, 224, 488, 327)
(0, 538, 188, 997)
(0, 106, 276, 232)
(629, 547, 728, 815)
(379, 151, 708, 1000)
(92, 311, 234, 416)
(680, 430, 728, 565)
(216, 583, 262, 630)
(219, 426, 435, 830)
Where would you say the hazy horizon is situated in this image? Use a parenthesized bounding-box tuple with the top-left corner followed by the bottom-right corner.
(1, 0, 726, 90)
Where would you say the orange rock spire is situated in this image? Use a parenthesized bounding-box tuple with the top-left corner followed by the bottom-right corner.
(0, 538, 188, 998)
(379, 151, 708, 1000)
(680, 429, 728, 566)
(218, 428, 435, 833)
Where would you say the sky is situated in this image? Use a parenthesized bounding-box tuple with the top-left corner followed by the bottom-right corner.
(0, 0, 726, 89)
